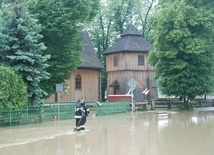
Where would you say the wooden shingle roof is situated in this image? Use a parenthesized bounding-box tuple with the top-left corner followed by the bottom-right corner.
(103, 24, 154, 55)
(78, 32, 104, 70)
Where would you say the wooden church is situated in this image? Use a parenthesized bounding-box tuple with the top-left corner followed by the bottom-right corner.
(103, 24, 157, 101)
(45, 32, 104, 103)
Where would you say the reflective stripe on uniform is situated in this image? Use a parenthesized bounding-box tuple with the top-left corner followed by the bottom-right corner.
(75, 108, 80, 112)
(76, 126, 81, 129)
(75, 115, 82, 119)
(75, 107, 84, 112)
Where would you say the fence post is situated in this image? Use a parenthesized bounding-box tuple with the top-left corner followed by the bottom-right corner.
(151, 99, 155, 110)
(10, 110, 11, 126)
(27, 107, 28, 124)
(40, 107, 43, 123)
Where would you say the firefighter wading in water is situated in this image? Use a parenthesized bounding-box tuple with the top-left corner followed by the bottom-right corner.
(74, 98, 90, 131)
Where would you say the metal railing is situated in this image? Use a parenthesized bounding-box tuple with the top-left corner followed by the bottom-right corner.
(0, 103, 76, 126)
(96, 101, 128, 116)
(0, 101, 128, 127)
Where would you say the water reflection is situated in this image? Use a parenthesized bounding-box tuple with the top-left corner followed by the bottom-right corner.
(191, 116, 198, 124)
(0, 109, 214, 155)
(158, 112, 170, 130)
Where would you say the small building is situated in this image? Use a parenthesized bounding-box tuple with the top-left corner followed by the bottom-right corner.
(103, 24, 157, 101)
(45, 32, 104, 103)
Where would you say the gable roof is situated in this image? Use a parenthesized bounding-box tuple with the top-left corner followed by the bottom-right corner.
(78, 32, 104, 70)
(103, 24, 154, 55)
(109, 80, 120, 87)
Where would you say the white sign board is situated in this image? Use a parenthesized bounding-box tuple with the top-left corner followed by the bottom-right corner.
(56, 84, 63, 92)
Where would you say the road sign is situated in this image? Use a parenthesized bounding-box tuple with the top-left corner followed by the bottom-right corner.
(56, 84, 63, 92)
(127, 78, 137, 88)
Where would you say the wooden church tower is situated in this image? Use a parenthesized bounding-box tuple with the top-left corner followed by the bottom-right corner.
(103, 24, 157, 101)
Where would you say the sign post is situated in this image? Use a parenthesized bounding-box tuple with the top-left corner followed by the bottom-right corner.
(127, 78, 137, 154)
(56, 84, 63, 127)
(56, 84, 63, 155)
(127, 78, 137, 112)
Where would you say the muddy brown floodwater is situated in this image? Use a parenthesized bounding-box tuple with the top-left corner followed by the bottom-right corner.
(0, 108, 214, 155)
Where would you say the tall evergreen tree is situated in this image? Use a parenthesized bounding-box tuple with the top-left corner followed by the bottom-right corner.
(148, 0, 214, 108)
(0, 0, 50, 105)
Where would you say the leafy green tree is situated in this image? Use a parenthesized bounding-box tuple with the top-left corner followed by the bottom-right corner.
(0, 65, 28, 125)
(133, 0, 156, 40)
(0, 0, 50, 105)
(0, 66, 28, 110)
(148, 0, 214, 108)
(28, 0, 100, 97)
(87, 1, 117, 100)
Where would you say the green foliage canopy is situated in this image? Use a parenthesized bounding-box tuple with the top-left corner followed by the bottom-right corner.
(28, 0, 100, 96)
(148, 0, 214, 100)
(0, 1, 50, 105)
(0, 66, 28, 111)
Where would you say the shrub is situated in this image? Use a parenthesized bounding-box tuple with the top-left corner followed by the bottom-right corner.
(179, 102, 195, 110)
(0, 66, 28, 125)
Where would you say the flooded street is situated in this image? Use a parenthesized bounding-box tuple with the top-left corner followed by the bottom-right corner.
(0, 108, 214, 155)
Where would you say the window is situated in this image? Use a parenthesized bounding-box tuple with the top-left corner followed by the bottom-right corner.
(114, 55, 118, 67)
(138, 55, 144, 66)
(75, 75, 81, 89)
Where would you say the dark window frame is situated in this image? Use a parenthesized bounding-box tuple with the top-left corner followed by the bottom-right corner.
(114, 55, 118, 67)
(75, 74, 81, 90)
(138, 55, 144, 66)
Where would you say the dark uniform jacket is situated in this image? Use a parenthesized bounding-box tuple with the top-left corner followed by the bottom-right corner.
(75, 103, 84, 119)
(82, 102, 90, 116)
